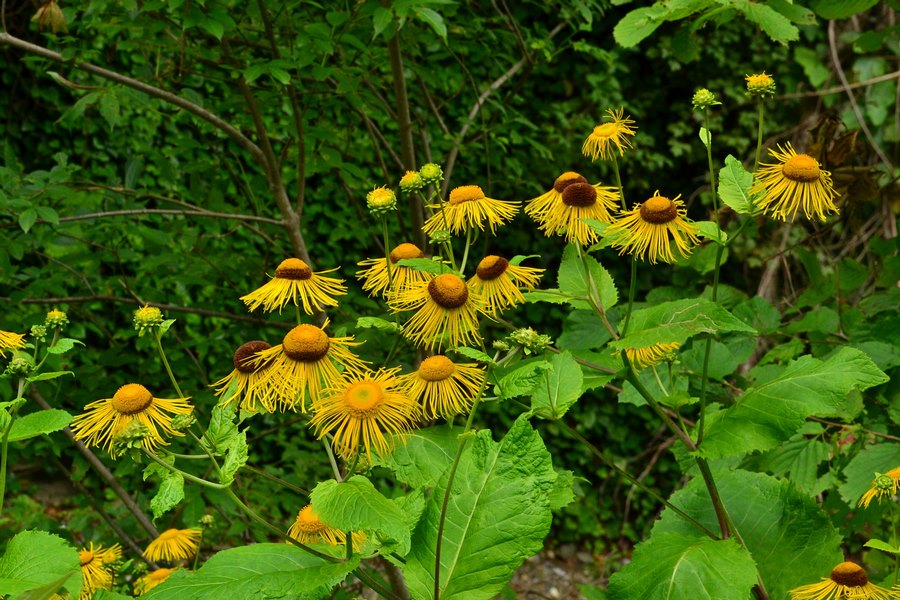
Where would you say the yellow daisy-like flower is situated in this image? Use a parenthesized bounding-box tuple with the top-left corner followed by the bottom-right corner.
(240, 258, 347, 314)
(623, 342, 681, 369)
(528, 177, 619, 247)
(70, 384, 193, 453)
(605, 192, 700, 264)
(390, 273, 484, 351)
(211, 340, 276, 413)
(0, 329, 26, 357)
(745, 71, 776, 98)
(859, 467, 900, 509)
(750, 142, 839, 222)
(422, 185, 519, 235)
(582, 108, 637, 161)
(288, 504, 366, 550)
(143, 528, 201, 563)
(467, 255, 543, 317)
(399, 354, 485, 419)
(356, 242, 433, 298)
(790, 561, 893, 600)
(78, 543, 121, 600)
(310, 368, 420, 460)
(250, 322, 368, 412)
(135, 567, 178, 595)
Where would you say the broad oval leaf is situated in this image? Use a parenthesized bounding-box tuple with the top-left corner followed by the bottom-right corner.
(8, 409, 72, 442)
(0, 530, 81, 598)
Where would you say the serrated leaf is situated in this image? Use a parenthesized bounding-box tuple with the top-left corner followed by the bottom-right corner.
(98, 94, 120, 130)
(695, 221, 727, 244)
(356, 316, 401, 333)
(202, 404, 239, 453)
(19, 208, 37, 234)
(219, 430, 248, 485)
(865, 539, 900, 554)
(717, 155, 757, 214)
(493, 360, 550, 400)
(150, 469, 184, 520)
(402, 417, 557, 600)
(142, 544, 357, 599)
(608, 534, 757, 599)
(14, 571, 77, 600)
(558, 245, 617, 311)
(46, 338, 84, 355)
(548, 470, 577, 510)
(25, 371, 73, 383)
(453, 346, 492, 363)
(8, 409, 72, 442)
(530, 352, 583, 420)
(733, 0, 799, 43)
(701, 348, 888, 457)
(0, 531, 82, 598)
(809, 0, 878, 19)
(373, 426, 460, 489)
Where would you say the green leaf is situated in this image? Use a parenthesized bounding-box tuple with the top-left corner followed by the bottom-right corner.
(732, 0, 799, 44)
(523, 289, 572, 305)
(19, 208, 37, 234)
(548, 470, 577, 510)
(373, 426, 460, 489)
(14, 571, 78, 600)
(25, 371, 74, 383)
(608, 533, 757, 599)
(98, 93, 120, 130)
(416, 8, 447, 41)
(8, 409, 72, 442)
(700, 348, 888, 457)
(613, 6, 668, 48)
(203, 404, 239, 453)
(530, 351, 583, 420)
(0, 531, 81, 598)
(219, 430, 248, 485)
(558, 245, 617, 311)
(865, 539, 900, 554)
(808, 0, 878, 19)
(144, 457, 185, 520)
(838, 442, 900, 505)
(46, 338, 84, 355)
(695, 221, 727, 244)
(746, 437, 831, 495)
(396, 258, 451, 275)
(311, 475, 414, 554)
(356, 316, 401, 333)
(654, 470, 843, 600)
(493, 360, 550, 400)
(143, 544, 357, 599)
(717, 155, 757, 214)
(453, 346, 493, 363)
(403, 417, 557, 600)
(609, 298, 756, 351)
(698, 127, 710, 149)
(509, 254, 540, 266)
(373, 6, 393, 38)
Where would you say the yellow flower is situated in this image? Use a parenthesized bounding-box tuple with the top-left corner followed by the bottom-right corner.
(70, 384, 193, 453)
(467, 255, 543, 316)
(310, 368, 419, 460)
(210, 340, 276, 413)
(582, 108, 637, 161)
(250, 322, 368, 412)
(859, 467, 900, 509)
(0, 329, 25, 357)
(750, 143, 838, 222)
(623, 343, 681, 369)
(389, 273, 484, 351)
(240, 258, 347, 314)
(790, 561, 892, 600)
(78, 543, 120, 600)
(527, 175, 619, 247)
(745, 71, 776, 98)
(399, 355, 485, 419)
(288, 504, 365, 550)
(143, 528, 201, 563)
(399, 170, 424, 193)
(422, 185, 519, 235)
(606, 192, 700, 264)
(45, 309, 69, 328)
(135, 567, 178, 595)
(356, 242, 433, 298)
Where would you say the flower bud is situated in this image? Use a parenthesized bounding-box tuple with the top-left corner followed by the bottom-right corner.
(170, 413, 196, 432)
(366, 186, 397, 216)
(134, 305, 164, 336)
(745, 72, 776, 99)
(5, 352, 34, 377)
(508, 327, 552, 355)
(692, 88, 720, 110)
(30, 325, 47, 343)
(399, 170, 425, 193)
(45, 309, 68, 329)
(419, 163, 443, 185)
(429, 230, 451, 245)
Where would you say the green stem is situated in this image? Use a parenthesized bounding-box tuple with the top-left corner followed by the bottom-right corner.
(704, 109, 719, 217)
(754, 100, 765, 172)
(0, 378, 25, 516)
(436, 196, 457, 270)
(893, 501, 899, 585)
(575, 244, 618, 340)
(143, 449, 230, 490)
(243, 464, 310, 496)
(192, 529, 203, 570)
(611, 154, 626, 211)
(621, 256, 637, 336)
(381, 216, 395, 290)
(154, 330, 185, 399)
(458, 227, 474, 276)
(322, 438, 342, 482)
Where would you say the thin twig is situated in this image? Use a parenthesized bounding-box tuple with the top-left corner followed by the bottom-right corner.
(50, 208, 283, 225)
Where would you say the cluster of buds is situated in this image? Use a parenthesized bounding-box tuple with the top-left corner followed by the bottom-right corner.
(45, 309, 68, 329)
(30, 325, 47, 343)
(5, 352, 35, 377)
(111, 420, 149, 458)
(428, 230, 451, 245)
(691, 88, 721, 111)
(133, 305, 164, 336)
(508, 327, 552, 355)
(745, 72, 776, 99)
(170, 413, 196, 432)
(366, 186, 397, 217)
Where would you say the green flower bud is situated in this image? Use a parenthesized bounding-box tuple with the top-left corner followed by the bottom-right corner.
(366, 186, 397, 216)
(112, 420, 150, 457)
(199, 514, 215, 528)
(399, 170, 425, 193)
(874, 473, 895, 491)
(419, 163, 443, 185)
(170, 413, 196, 432)
(134, 305, 164, 336)
(45, 309, 68, 329)
(5, 352, 34, 377)
(429, 230, 451, 245)
(692, 88, 721, 110)
(30, 325, 47, 343)
(508, 327, 552, 355)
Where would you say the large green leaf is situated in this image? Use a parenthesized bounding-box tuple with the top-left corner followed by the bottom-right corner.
(717, 155, 756, 215)
(8, 409, 72, 442)
(0, 531, 81, 598)
(143, 544, 357, 599)
(809, 0, 878, 19)
(609, 298, 755, 351)
(530, 351, 583, 420)
(373, 427, 460, 489)
(654, 470, 843, 600)
(607, 533, 757, 599)
(700, 348, 888, 457)
(402, 417, 557, 599)
(732, 0, 799, 44)
(558, 244, 617, 311)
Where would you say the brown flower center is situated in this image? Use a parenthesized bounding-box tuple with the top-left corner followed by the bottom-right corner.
(593, 122, 617, 138)
(639, 195, 678, 224)
(275, 258, 313, 280)
(782, 153, 820, 182)
(476, 255, 510, 281)
(343, 381, 384, 416)
(111, 384, 154, 415)
(232, 340, 272, 374)
(296, 505, 327, 532)
(829, 562, 868, 587)
(282, 325, 330, 361)
(419, 355, 456, 381)
(553, 171, 588, 193)
(390, 243, 425, 264)
(562, 183, 598, 208)
(448, 185, 485, 205)
(428, 274, 469, 309)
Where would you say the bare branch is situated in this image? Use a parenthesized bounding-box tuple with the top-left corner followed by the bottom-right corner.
(51, 208, 284, 225)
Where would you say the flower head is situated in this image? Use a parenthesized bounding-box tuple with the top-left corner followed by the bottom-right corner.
(526, 173, 619, 246)
(240, 258, 347, 314)
(250, 322, 368, 411)
(211, 340, 276, 413)
(133, 305, 164, 336)
(790, 561, 892, 600)
(0, 330, 26, 358)
(366, 186, 397, 216)
(389, 273, 484, 351)
(45, 309, 68, 328)
(422, 185, 519, 236)
(582, 108, 637, 161)
(692, 88, 721, 110)
(70, 384, 193, 454)
(399, 170, 425, 193)
(750, 142, 838, 222)
(356, 242, 433, 298)
(508, 327, 552, 355)
(144, 528, 201, 563)
(605, 192, 700, 264)
(288, 504, 365, 550)
(746, 71, 776, 98)
(624, 342, 681, 369)
(419, 163, 444, 185)
(135, 567, 178, 595)
(78, 543, 121, 600)
(310, 368, 420, 460)
(859, 467, 900, 509)
(467, 255, 543, 316)
(399, 355, 485, 419)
